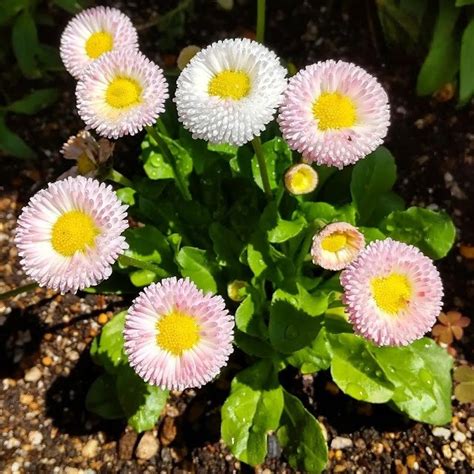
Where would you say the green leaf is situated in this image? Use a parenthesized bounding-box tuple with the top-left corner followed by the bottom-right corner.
(124, 226, 173, 269)
(287, 327, 332, 374)
(86, 374, 124, 419)
(359, 227, 386, 244)
(116, 365, 169, 433)
(208, 142, 238, 156)
(141, 146, 174, 180)
(209, 223, 244, 269)
(221, 359, 284, 466)
(251, 137, 293, 191)
(116, 187, 136, 206)
(0, 0, 25, 26)
(456, 0, 474, 5)
(12, 11, 40, 78)
(329, 334, 394, 403)
(269, 289, 324, 354)
(8, 89, 58, 115)
(0, 115, 36, 159)
(350, 146, 397, 224)
(247, 232, 294, 284)
(235, 289, 267, 339)
(260, 202, 306, 244)
(176, 247, 218, 293)
(93, 311, 128, 374)
(460, 18, 474, 104)
(380, 206, 456, 259)
(234, 330, 276, 358)
(130, 269, 158, 287)
(278, 390, 328, 474)
(416, 0, 461, 96)
(369, 338, 452, 424)
(366, 191, 405, 226)
(53, 0, 87, 13)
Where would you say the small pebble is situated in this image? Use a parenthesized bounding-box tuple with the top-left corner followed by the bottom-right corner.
(42, 356, 53, 366)
(331, 436, 353, 450)
(20, 393, 34, 405)
(406, 454, 418, 469)
(28, 431, 43, 446)
(453, 431, 466, 443)
(136, 432, 159, 460)
(24, 367, 42, 383)
(432, 427, 451, 440)
(98, 313, 108, 325)
(441, 444, 452, 459)
(82, 439, 99, 459)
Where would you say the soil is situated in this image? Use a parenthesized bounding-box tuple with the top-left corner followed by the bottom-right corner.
(0, 0, 473, 473)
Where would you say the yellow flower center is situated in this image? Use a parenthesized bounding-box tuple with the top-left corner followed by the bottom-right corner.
(51, 210, 99, 257)
(105, 77, 142, 109)
(291, 168, 314, 193)
(208, 70, 251, 100)
(77, 153, 96, 175)
(85, 31, 113, 59)
(371, 273, 412, 315)
(321, 232, 348, 252)
(156, 310, 200, 356)
(312, 92, 357, 131)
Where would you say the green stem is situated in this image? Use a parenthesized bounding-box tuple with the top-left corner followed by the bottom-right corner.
(0, 282, 39, 301)
(251, 137, 272, 199)
(256, 0, 266, 43)
(146, 125, 192, 201)
(119, 255, 169, 278)
(295, 230, 315, 272)
(105, 168, 133, 187)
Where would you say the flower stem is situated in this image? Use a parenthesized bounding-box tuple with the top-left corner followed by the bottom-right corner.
(145, 125, 192, 201)
(251, 136, 272, 199)
(256, 0, 266, 43)
(0, 282, 39, 301)
(118, 255, 169, 278)
(105, 168, 133, 187)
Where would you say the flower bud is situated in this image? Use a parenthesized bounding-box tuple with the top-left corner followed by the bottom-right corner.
(284, 163, 318, 195)
(227, 280, 247, 302)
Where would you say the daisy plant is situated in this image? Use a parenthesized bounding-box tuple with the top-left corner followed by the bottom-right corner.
(2, 2, 462, 473)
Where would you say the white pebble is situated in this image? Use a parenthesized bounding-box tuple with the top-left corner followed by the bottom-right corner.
(432, 427, 451, 440)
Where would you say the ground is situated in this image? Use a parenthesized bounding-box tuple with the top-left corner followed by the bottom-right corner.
(0, 0, 473, 472)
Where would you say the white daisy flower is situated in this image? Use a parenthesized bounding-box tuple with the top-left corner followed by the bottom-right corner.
(15, 177, 129, 293)
(174, 38, 287, 146)
(60, 6, 139, 79)
(76, 49, 169, 139)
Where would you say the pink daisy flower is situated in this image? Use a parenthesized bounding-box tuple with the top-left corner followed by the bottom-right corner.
(341, 239, 443, 346)
(60, 6, 139, 79)
(312, 222, 365, 271)
(124, 278, 234, 390)
(76, 49, 169, 139)
(15, 177, 128, 293)
(278, 60, 390, 169)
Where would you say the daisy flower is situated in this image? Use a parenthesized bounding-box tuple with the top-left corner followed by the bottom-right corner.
(284, 163, 318, 195)
(60, 130, 114, 178)
(311, 222, 365, 271)
(124, 277, 234, 390)
(60, 6, 138, 79)
(15, 177, 128, 293)
(76, 49, 169, 139)
(278, 60, 390, 168)
(341, 239, 443, 346)
(174, 38, 287, 146)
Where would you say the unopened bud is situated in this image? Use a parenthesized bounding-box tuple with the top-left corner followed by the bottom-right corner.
(284, 163, 318, 195)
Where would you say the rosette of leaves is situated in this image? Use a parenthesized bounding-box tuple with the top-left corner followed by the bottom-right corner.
(87, 102, 456, 471)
